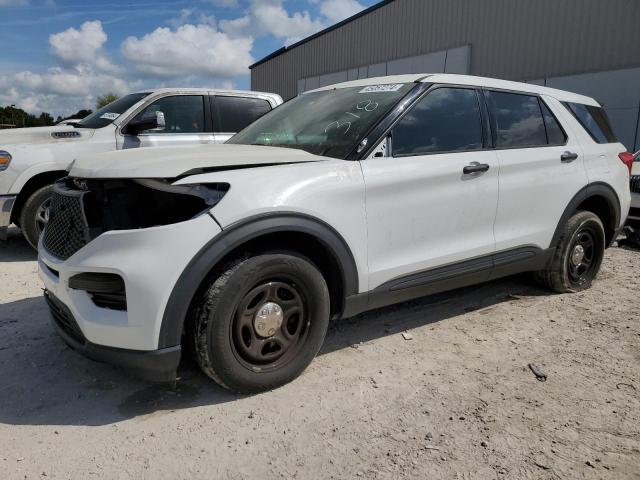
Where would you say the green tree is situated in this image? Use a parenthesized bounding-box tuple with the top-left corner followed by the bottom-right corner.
(96, 93, 119, 109)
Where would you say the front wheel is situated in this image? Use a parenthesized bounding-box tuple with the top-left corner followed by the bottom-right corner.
(192, 254, 330, 393)
(19, 184, 53, 250)
(534, 211, 605, 293)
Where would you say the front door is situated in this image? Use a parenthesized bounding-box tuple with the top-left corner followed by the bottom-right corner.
(120, 94, 214, 149)
(362, 86, 499, 290)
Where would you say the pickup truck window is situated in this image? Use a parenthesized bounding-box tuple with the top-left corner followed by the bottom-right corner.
(77, 92, 150, 129)
(129, 95, 206, 134)
(228, 84, 413, 159)
(214, 96, 272, 133)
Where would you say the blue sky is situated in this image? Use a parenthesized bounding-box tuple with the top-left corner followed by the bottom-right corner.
(0, 0, 378, 116)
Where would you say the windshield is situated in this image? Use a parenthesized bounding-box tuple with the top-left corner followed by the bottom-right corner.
(228, 84, 414, 159)
(77, 92, 151, 129)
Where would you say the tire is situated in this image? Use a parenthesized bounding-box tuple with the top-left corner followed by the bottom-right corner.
(534, 211, 605, 293)
(19, 184, 53, 250)
(192, 253, 330, 393)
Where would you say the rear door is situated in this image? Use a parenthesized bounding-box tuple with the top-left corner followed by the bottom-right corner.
(120, 94, 214, 149)
(211, 95, 273, 143)
(362, 86, 499, 290)
(486, 90, 588, 252)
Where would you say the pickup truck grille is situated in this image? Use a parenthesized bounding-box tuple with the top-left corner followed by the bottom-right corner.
(42, 181, 91, 260)
(631, 175, 640, 194)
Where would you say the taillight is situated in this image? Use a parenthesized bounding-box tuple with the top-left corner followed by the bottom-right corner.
(619, 152, 634, 175)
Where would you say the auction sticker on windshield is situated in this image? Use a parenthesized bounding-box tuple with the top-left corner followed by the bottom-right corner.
(100, 113, 120, 120)
(359, 84, 405, 93)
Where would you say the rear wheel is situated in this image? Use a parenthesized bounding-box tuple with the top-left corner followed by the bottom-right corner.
(19, 184, 53, 250)
(534, 211, 605, 293)
(192, 254, 330, 393)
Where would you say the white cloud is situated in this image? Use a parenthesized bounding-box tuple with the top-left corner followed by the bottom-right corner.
(121, 23, 253, 78)
(317, 0, 365, 24)
(220, 0, 325, 45)
(0, 67, 132, 115)
(0, 20, 131, 116)
(167, 8, 216, 28)
(49, 20, 117, 73)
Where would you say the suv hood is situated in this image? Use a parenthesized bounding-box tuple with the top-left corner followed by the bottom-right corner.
(69, 144, 328, 179)
(0, 125, 93, 146)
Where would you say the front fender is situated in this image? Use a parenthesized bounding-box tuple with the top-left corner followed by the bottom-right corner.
(157, 212, 360, 349)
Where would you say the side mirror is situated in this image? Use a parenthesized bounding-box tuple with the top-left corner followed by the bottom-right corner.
(125, 111, 165, 135)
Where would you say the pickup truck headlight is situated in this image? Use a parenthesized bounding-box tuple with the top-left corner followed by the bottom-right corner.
(0, 151, 11, 171)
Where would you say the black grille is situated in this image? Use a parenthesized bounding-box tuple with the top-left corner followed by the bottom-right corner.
(631, 175, 640, 194)
(42, 182, 91, 259)
(44, 290, 86, 345)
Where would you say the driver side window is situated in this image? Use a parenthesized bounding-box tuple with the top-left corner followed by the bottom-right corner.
(130, 95, 205, 134)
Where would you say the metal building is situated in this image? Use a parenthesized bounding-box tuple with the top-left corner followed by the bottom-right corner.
(250, 0, 640, 150)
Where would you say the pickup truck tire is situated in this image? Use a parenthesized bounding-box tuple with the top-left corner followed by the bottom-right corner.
(19, 184, 53, 250)
(192, 254, 330, 394)
(535, 211, 605, 293)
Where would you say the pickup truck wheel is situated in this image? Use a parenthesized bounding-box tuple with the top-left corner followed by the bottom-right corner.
(19, 184, 53, 250)
(534, 211, 605, 293)
(192, 254, 330, 394)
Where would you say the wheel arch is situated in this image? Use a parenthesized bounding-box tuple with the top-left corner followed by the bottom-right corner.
(550, 182, 621, 249)
(158, 212, 359, 349)
(10, 170, 67, 225)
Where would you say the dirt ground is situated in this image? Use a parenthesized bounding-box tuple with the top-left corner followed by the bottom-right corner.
(1, 226, 639, 480)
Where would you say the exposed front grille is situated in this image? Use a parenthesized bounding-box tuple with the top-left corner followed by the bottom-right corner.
(42, 181, 91, 259)
(44, 290, 86, 345)
(631, 175, 640, 194)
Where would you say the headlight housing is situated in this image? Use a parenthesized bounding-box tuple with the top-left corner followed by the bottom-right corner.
(0, 151, 11, 171)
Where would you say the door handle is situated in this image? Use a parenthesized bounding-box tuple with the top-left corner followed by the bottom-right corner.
(561, 151, 579, 163)
(463, 163, 490, 174)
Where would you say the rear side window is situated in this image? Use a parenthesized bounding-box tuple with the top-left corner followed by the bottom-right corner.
(214, 96, 272, 133)
(564, 102, 617, 143)
(540, 101, 567, 146)
(488, 91, 547, 148)
(392, 87, 483, 156)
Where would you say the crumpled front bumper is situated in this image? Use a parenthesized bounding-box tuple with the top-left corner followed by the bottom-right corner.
(38, 212, 222, 380)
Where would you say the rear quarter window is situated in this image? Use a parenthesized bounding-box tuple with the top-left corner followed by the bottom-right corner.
(564, 102, 617, 144)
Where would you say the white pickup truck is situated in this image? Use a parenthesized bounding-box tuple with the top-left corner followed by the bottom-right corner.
(0, 88, 282, 247)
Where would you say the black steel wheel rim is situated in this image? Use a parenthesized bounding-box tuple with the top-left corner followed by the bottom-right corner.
(567, 228, 596, 287)
(231, 280, 309, 372)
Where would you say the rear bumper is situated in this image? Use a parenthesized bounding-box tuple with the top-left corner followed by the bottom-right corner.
(0, 194, 16, 238)
(45, 290, 181, 382)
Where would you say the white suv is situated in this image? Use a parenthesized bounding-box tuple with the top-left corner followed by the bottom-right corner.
(38, 74, 632, 393)
(0, 88, 282, 248)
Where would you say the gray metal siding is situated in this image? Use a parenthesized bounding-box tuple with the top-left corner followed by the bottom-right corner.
(251, 0, 640, 100)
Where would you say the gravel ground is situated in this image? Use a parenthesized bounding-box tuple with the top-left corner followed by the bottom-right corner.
(1, 226, 639, 480)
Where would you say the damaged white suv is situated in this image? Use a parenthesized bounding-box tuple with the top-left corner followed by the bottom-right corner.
(38, 74, 632, 393)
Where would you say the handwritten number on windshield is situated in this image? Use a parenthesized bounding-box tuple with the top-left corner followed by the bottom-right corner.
(325, 120, 351, 134)
(356, 100, 379, 112)
(325, 99, 379, 135)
